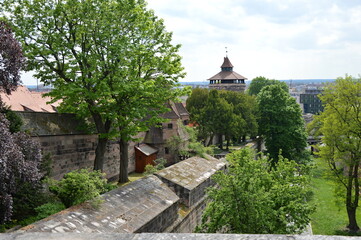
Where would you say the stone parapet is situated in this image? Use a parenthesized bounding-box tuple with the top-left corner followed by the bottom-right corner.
(155, 155, 226, 207)
(18, 176, 179, 234)
(0, 233, 352, 240)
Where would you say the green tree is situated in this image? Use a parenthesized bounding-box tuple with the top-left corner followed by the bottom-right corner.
(257, 84, 308, 164)
(3, 0, 185, 183)
(197, 148, 314, 234)
(313, 76, 361, 232)
(248, 76, 288, 96)
(200, 90, 234, 149)
(187, 89, 258, 148)
(220, 90, 258, 143)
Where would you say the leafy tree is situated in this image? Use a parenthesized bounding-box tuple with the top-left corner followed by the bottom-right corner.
(0, 20, 25, 94)
(248, 76, 288, 96)
(0, 100, 23, 133)
(200, 90, 234, 149)
(312, 76, 361, 232)
(257, 84, 308, 164)
(220, 90, 258, 143)
(0, 116, 42, 224)
(187, 89, 258, 148)
(197, 148, 314, 234)
(4, 0, 186, 183)
(0, 21, 44, 225)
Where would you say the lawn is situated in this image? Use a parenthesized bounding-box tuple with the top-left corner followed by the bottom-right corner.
(310, 157, 361, 235)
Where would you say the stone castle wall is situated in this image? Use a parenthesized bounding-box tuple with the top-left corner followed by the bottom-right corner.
(209, 83, 246, 92)
(35, 133, 145, 180)
(16, 157, 226, 235)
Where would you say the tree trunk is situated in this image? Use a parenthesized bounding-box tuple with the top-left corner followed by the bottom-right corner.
(256, 136, 263, 153)
(118, 138, 129, 184)
(218, 134, 223, 150)
(347, 207, 359, 232)
(94, 137, 108, 171)
(89, 108, 111, 172)
(207, 134, 214, 147)
(346, 161, 360, 232)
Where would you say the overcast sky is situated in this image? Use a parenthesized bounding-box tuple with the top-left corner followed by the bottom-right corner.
(21, 0, 361, 84)
(146, 0, 361, 83)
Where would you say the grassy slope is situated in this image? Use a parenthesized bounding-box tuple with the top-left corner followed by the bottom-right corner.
(310, 157, 361, 235)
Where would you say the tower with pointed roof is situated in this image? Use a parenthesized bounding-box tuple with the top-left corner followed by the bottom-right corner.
(208, 56, 247, 92)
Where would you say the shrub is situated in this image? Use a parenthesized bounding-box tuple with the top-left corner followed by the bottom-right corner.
(143, 158, 167, 176)
(35, 202, 66, 220)
(47, 169, 110, 208)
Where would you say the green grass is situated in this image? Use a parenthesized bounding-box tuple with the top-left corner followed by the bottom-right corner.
(116, 172, 144, 187)
(310, 157, 361, 235)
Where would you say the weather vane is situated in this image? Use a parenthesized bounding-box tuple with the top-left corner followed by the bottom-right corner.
(225, 46, 228, 56)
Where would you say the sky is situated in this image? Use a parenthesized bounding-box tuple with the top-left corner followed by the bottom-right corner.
(21, 0, 361, 84)
(145, 0, 361, 83)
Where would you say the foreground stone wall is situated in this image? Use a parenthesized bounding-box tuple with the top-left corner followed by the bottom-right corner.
(0, 233, 347, 240)
(19, 176, 179, 234)
(156, 156, 226, 207)
(15, 156, 226, 235)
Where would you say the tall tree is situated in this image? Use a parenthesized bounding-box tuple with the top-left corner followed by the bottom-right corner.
(220, 90, 258, 143)
(0, 22, 43, 223)
(197, 148, 314, 234)
(257, 84, 308, 164)
(199, 89, 233, 148)
(313, 76, 361, 232)
(248, 76, 288, 96)
(4, 0, 185, 182)
(0, 20, 25, 94)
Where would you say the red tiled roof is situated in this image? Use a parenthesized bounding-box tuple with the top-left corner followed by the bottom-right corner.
(221, 57, 233, 68)
(208, 71, 247, 80)
(0, 86, 60, 112)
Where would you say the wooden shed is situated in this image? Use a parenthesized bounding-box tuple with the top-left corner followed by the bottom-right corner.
(134, 143, 159, 173)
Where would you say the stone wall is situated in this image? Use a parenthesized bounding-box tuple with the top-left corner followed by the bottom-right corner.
(1, 233, 345, 240)
(19, 176, 179, 234)
(35, 133, 145, 180)
(209, 83, 246, 92)
(15, 156, 226, 235)
(168, 198, 207, 233)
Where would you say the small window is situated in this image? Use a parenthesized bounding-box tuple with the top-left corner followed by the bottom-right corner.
(183, 120, 188, 125)
(165, 147, 169, 154)
(168, 123, 173, 129)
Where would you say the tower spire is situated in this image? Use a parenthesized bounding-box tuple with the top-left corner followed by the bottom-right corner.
(225, 46, 228, 57)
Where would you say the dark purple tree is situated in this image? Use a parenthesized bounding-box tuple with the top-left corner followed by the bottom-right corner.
(0, 20, 25, 94)
(0, 115, 42, 223)
(0, 20, 42, 224)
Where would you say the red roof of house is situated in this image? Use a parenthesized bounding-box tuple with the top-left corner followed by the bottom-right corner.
(0, 86, 60, 112)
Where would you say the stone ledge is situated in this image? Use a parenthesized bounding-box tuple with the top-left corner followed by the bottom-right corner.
(0, 233, 356, 240)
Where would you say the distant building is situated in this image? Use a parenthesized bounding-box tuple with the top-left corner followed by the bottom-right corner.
(208, 56, 247, 92)
(299, 88, 324, 114)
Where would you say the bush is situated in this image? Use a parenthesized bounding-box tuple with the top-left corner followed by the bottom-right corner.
(143, 158, 167, 176)
(47, 169, 110, 208)
(35, 202, 66, 220)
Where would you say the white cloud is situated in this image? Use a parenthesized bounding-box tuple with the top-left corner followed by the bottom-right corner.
(147, 0, 361, 81)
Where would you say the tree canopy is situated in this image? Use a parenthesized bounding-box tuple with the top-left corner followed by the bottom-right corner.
(0, 20, 25, 94)
(257, 84, 308, 164)
(248, 76, 288, 96)
(186, 88, 258, 148)
(3, 0, 186, 182)
(312, 76, 361, 232)
(197, 148, 314, 234)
